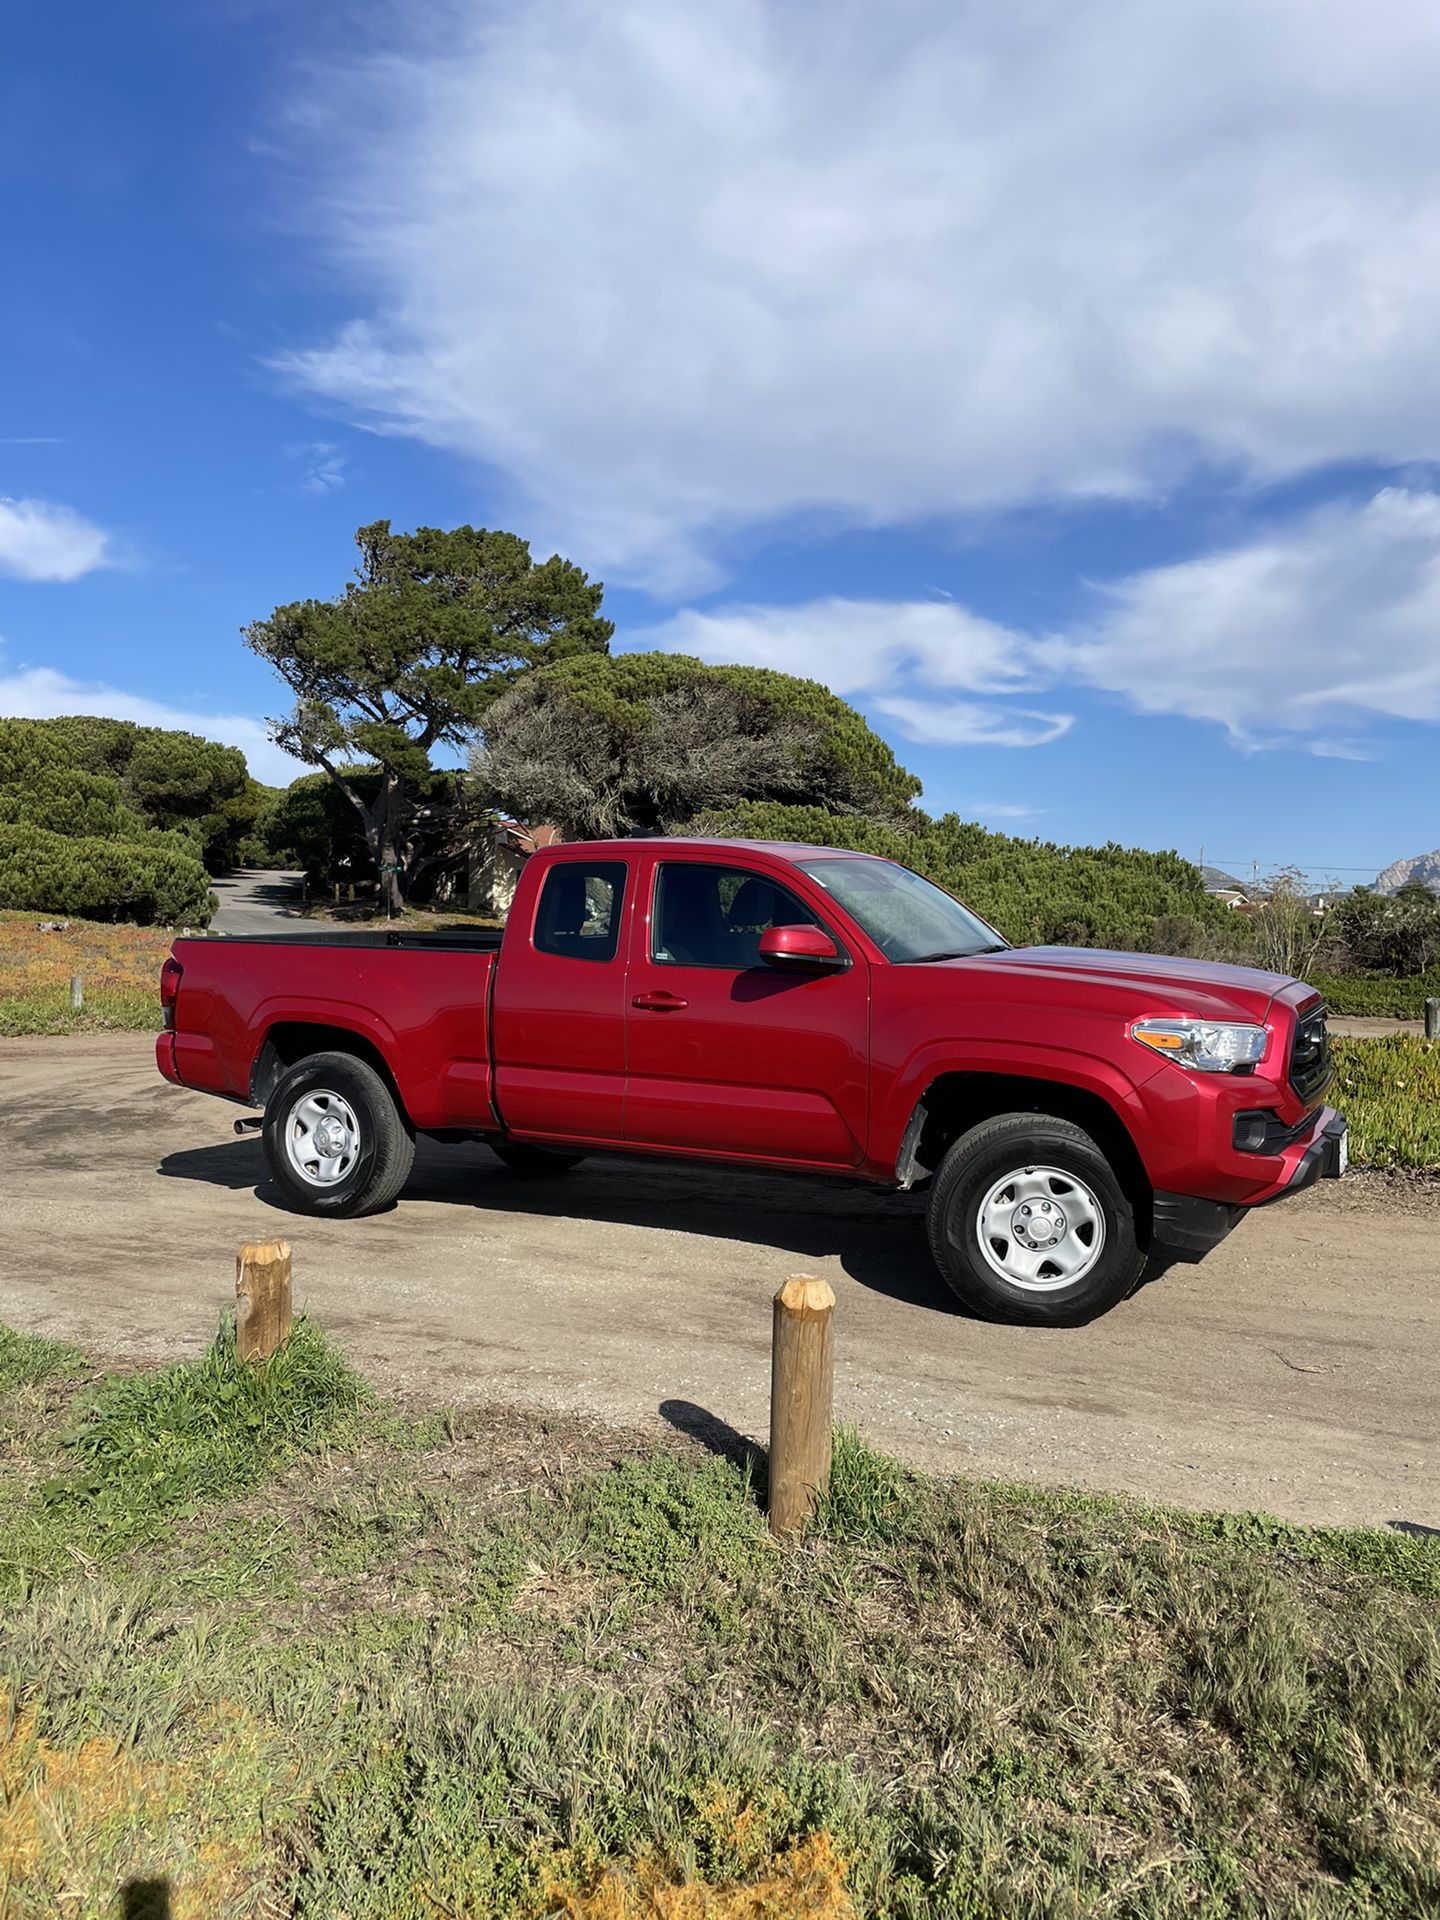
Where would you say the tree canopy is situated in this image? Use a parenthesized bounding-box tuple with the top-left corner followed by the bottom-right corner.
(10, 715, 258, 871)
(474, 651, 920, 840)
(247, 520, 612, 910)
(698, 800, 1233, 954)
(0, 719, 214, 924)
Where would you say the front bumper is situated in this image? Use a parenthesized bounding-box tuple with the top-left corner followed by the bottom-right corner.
(1152, 1109, 1346, 1263)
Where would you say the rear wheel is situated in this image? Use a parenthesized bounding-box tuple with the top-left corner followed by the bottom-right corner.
(487, 1139, 587, 1178)
(262, 1051, 414, 1217)
(926, 1112, 1145, 1324)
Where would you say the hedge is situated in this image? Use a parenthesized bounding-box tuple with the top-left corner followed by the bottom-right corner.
(698, 801, 1235, 953)
(0, 825, 214, 926)
(1312, 971, 1440, 1019)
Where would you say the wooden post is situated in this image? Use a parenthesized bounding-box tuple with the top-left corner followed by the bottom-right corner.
(768, 1275, 835, 1537)
(69, 973, 83, 1012)
(1426, 996, 1439, 1042)
(236, 1240, 293, 1363)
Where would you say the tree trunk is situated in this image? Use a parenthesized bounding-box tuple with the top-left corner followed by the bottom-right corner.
(316, 757, 408, 913)
(376, 773, 405, 916)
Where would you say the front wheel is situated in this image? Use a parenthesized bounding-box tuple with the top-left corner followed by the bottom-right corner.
(926, 1112, 1145, 1325)
(262, 1051, 414, 1217)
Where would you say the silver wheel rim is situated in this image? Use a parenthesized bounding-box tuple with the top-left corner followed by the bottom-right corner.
(284, 1089, 362, 1187)
(976, 1164, 1106, 1291)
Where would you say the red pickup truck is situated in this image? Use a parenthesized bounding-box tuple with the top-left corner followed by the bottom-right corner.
(157, 836, 1345, 1324)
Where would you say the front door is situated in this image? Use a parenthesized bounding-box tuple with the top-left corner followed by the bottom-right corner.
(623, 858, 869, 1166)
(490, 856, 630, 1143)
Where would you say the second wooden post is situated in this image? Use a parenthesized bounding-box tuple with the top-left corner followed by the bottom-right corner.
(768, 1275, 836, 1537)
(236, 1240, 293, 1364)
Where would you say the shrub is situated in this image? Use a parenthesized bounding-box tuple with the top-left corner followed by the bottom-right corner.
(1313, 970, 1440, 1018)
(1329, 887, 1440, 977)
(699, 801, 1235, 952)
(0, 824, 214, 925)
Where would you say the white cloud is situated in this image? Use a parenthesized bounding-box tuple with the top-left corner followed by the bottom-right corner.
(276, 0, 1440, 585)
(637, 487, 1440, 754)
(0, 498, 111, 582)
(632, 594, 1065, 748)
(1308, 740, 1379, 762)
(1049, 487, 1440, 740)
(0, 665, 306, 785)
(286, 441, 348, 495)
(632, 597, 1030, 697)
(961, 801, 1043, 821)
(871, 698, 1071, 750)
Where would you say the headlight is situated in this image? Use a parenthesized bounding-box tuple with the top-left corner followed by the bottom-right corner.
(1130, 1017, 1268, 1073)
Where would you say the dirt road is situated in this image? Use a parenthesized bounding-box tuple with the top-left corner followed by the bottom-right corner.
(2, 1033, 1435, 1531)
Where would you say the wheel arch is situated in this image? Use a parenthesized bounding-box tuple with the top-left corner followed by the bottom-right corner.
(897, 1070, 1152, 1247)
(250, 1022, 408, 1120)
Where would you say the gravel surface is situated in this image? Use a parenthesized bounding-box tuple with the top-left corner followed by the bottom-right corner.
(2, 1032, 1436, 1531)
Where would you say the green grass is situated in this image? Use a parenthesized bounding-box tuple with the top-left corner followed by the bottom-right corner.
(1, 1317, 367, 1588)
(1332, 1034, 1440, 1171)
(0, 1322, 85, 1393)
(1, 1334, 1438, 1918)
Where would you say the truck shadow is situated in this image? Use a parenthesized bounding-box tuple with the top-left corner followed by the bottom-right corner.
(156, 1134, 960, 1316)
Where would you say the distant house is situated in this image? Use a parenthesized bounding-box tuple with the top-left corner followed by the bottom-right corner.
(1201, 865, 1252, 909)
(467, 820, 562, 917)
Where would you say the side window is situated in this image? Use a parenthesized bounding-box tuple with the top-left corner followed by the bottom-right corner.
(534, 861, 627, 963)
(652, 863, 819, 969)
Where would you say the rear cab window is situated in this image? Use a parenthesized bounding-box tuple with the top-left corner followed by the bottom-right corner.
(533, 860, 628, 962)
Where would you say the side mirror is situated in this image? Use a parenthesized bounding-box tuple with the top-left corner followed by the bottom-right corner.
(757, 924, 843, 969)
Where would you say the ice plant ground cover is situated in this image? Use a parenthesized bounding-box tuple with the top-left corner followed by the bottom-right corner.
(0, 910, 174, 1036)
(0, 1318, 1436, 1918)
(1331, 1035, 1440, 1172)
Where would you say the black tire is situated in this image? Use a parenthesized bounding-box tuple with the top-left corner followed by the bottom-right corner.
(262, 1051, 414, 1217)
(926, 1112, 1145, 1325)
(487, 1139, 587, 1178)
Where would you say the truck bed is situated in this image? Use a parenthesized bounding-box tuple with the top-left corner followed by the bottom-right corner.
(207, 928, 504, 952)
(161, 932, 502, 1129)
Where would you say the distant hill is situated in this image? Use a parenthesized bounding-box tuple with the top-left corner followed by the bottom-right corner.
(1375, 849, 1440, 895)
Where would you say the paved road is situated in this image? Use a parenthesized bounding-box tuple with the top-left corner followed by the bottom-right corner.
(1329, 1016, 1425, 1037)
(2, 1033, 1436, 1532)
(209, 869, 304, 935)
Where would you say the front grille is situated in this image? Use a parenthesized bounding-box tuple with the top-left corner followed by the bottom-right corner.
(1289, 1002, 1332, 1103)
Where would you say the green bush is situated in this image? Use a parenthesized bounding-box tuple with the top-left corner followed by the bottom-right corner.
(700, 800, 1237, 952)
(1328, 887, 1440, 976)
(1314, 970, 1440, 1018)
(0, 714, 262, 874)
(0, 824, 214, 925)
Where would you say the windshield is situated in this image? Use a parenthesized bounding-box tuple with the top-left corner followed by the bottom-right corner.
(794, 856, 1008, 963)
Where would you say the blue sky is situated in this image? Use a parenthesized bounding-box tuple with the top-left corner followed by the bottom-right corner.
(5, 0, 1440, 888)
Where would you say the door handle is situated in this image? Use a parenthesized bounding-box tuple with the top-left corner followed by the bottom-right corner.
(632, 991, 688, 1012)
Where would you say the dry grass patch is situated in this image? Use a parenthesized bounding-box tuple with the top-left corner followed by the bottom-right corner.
(0, 1691, 297, 1919)
(547, 1831, 852, 1918)
(0, 910, 179, 1036)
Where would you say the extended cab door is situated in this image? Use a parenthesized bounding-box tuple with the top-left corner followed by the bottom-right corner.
(490, 853, 631, 1143)
(623, 855, 869, 1166)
